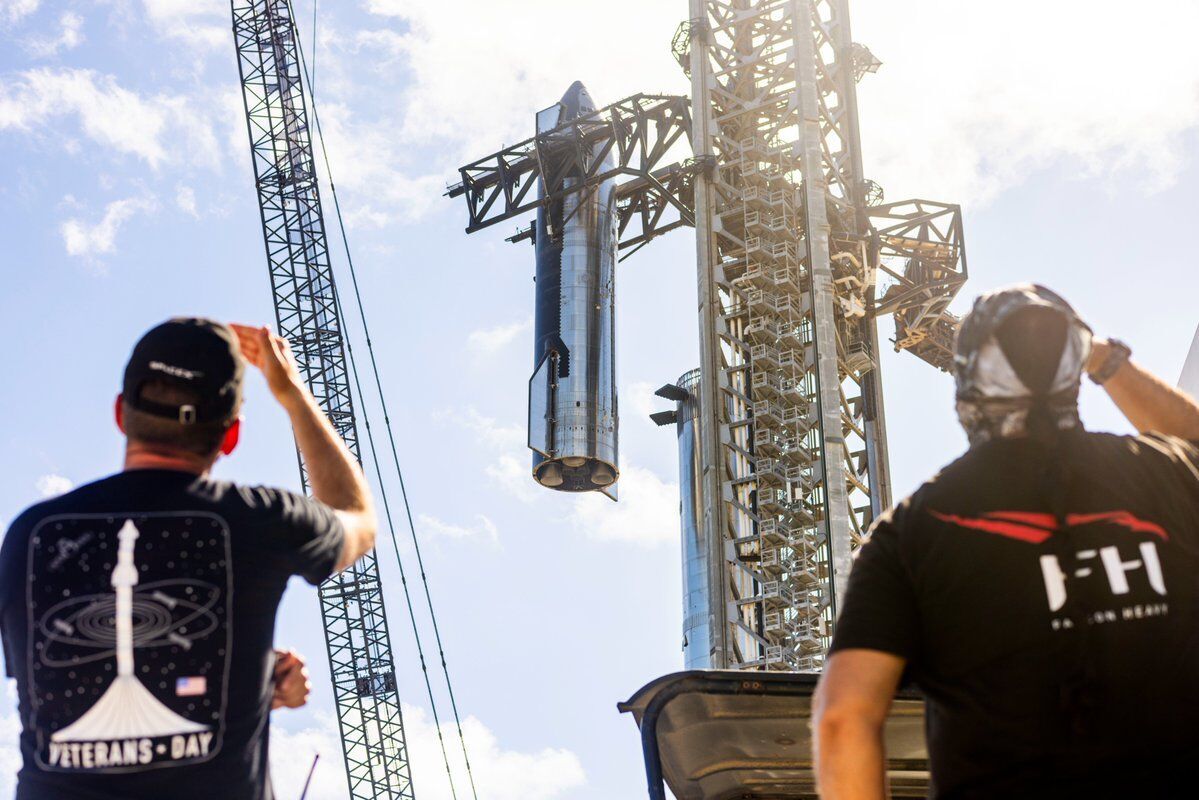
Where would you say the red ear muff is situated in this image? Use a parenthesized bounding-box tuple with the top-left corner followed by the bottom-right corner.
(220, 419, 241, 456)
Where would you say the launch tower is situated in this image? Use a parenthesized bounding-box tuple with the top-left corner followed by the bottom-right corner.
(450, 0, 967, 673)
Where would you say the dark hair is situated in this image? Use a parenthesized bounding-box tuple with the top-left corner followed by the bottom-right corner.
(122, 379, 233, 456)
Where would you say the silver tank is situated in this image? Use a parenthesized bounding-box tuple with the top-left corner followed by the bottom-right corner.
(528, 81, 619, 498)
(672, 369, 711, 668)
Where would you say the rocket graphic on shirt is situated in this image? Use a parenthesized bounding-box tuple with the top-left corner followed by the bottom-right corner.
(28, 514, 232, 772)
(50, 521, 208, 748)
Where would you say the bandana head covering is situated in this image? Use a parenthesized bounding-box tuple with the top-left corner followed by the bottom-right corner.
(954, 284, 1092, 445)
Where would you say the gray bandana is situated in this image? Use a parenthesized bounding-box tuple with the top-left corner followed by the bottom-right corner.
(953, 284, 1092, 446)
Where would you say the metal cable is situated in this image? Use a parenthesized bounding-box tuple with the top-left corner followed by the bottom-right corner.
(333, 270, 458, 800)
(285, 2, 478, 797)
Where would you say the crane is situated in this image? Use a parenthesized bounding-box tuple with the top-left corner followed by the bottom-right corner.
(231, 1, 414, 797)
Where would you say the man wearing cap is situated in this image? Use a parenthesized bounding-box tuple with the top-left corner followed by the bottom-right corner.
(0, 319, 378, 799)
(813, 285, 1199, 799)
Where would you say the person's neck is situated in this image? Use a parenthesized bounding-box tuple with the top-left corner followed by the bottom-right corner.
(123, 443, 213, 476)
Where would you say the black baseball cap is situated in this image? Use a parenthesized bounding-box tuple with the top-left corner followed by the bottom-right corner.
(123, 318, 244, 425)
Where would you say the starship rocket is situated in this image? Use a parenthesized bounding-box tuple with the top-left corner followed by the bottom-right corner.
(527, 81, 620, 499)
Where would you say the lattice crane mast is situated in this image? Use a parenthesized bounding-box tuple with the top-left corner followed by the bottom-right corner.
(231, 1, 414, 797)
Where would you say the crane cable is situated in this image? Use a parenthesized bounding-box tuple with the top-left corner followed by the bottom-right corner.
(290, 15, 458, 800)
(294, 21, 460, 800)
(291, 2, 480, 798)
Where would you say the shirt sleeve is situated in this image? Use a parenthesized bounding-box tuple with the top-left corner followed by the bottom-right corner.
(255, 488, 347, 585)
(1138, 434, 1199, 504)
(828, 509, 922, 662)
(0, 512, 30, 678)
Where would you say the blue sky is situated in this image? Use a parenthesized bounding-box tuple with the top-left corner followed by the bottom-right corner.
(1, 1, 1198, 798)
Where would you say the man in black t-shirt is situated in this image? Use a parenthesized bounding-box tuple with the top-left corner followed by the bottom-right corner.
(0, 318, 378, 799)
(814, 286, 1199, 800)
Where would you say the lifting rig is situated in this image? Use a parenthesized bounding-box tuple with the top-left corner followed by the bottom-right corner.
(450, 0, 967, 672)
(232, 1, 414, 796)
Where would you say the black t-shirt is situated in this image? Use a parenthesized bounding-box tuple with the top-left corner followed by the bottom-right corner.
(830, 430, 1199, 799)
(0, 469, 345, 800)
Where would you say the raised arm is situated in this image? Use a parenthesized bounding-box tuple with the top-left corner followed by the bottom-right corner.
(232, 324, 377, 572)
(1089, 338, 1199, 440)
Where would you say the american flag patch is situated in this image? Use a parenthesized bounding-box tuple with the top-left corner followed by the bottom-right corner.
(176, 676, 207, 697)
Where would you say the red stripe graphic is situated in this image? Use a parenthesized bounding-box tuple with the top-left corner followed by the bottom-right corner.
(1065, 511, 1169, 541)
(929, 509, 1170, 543)
(980, 511, 1058, 528)
(928, 510, 1053, 544)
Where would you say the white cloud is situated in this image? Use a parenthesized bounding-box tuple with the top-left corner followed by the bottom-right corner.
(60, 195, 156, 261)
(0, 0, 38, 26)
(449, 406, 676, 536)
(626, 381, 664, 423)
(23, 11, 83, 57)
(435, 406, 536, 501)
(570, 464, 678, 547)
(358, 0, 1199, 218)
(467, 317, 532, 356)
(35, 473, 73, 497)
(307, 99, 448, 226)
(363, 0, 683, 161)
(0, 682, 19, 798)
(442, 406, 525, 452)
(270, 706, 585, 800)
(139, 0, 226, 50)
(853, 0, 1199, 207)
(0, 69, 221, 169)
(485, 454, 539, 504)
(175, 184, 198, 217)
(417, 513, 499, 544)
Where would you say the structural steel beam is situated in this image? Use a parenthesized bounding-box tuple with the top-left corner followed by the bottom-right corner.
(448, 0, 970, 674)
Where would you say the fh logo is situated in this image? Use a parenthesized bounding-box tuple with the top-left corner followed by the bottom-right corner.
(1039, 542, 1167, 612)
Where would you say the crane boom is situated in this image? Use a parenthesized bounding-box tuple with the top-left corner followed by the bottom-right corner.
(231, 1, 415, 796)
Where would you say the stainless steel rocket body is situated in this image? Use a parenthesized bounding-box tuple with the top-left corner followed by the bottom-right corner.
(672, 369, 712, 668)
(528, 82, 620, 497)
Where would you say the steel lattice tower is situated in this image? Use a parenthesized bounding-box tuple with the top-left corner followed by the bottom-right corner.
(231, 1, 415, 796)
(448, 0, 966, 674)
(684, 0, 911, 669)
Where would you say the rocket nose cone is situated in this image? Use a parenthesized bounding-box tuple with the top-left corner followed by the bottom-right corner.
(559, 80, 595, 120)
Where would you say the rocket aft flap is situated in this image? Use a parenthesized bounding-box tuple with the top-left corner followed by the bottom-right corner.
(528, 81, 620, 499)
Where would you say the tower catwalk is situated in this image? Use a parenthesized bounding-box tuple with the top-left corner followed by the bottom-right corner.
(682, 0, 952, 670)
(231, 1, 414, 796)
(449, 0, 966, 674)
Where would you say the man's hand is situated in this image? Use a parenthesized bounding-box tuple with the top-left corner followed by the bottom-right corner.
(231, 321, 377, 573)
(272, 649, 312, 710)
(231, 324, 307, 407)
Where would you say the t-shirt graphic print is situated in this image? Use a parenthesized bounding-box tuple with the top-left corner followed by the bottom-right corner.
(26, 512, 232, 773)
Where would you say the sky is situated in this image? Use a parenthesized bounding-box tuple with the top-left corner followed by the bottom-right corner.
(1, 0, 1198, 798)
